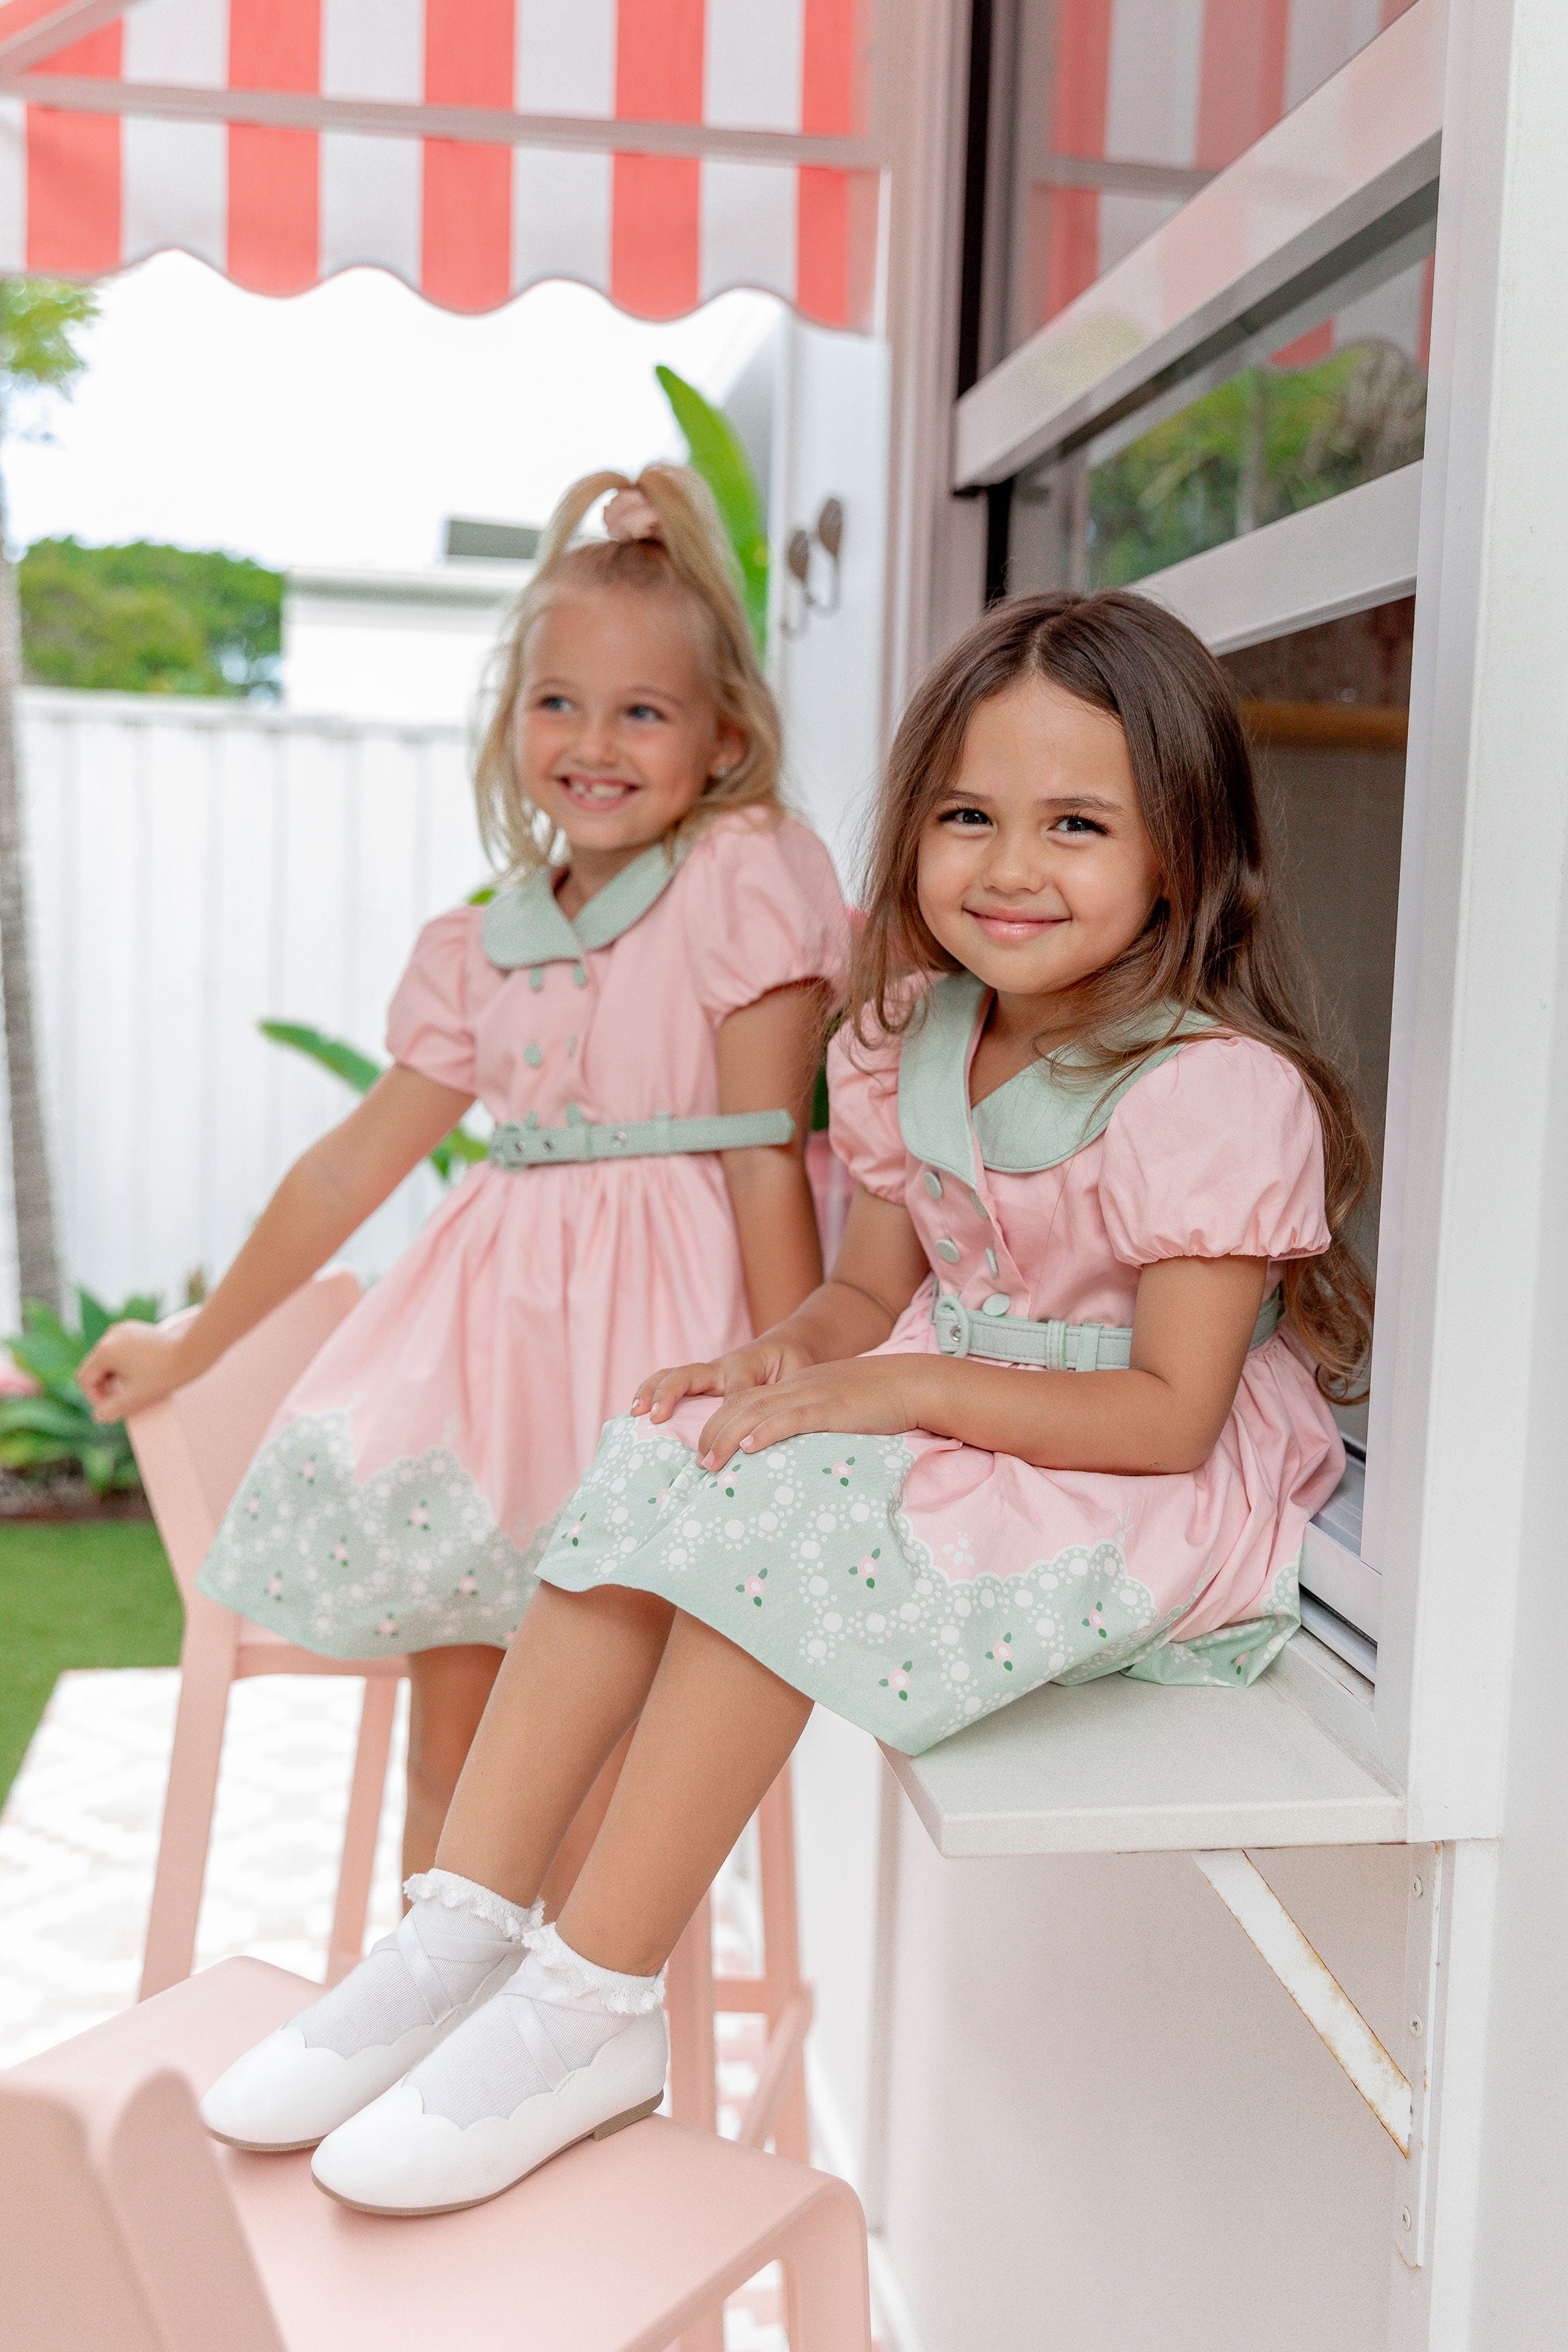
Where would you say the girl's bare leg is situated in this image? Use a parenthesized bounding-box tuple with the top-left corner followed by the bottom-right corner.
(401, 1644, 504, 1880)
(436, 1590, 813, 1978)
(434, 1582, 678, 1905)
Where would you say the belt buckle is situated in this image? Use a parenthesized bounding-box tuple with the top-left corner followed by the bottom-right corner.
(931, 1293, 970, 1359)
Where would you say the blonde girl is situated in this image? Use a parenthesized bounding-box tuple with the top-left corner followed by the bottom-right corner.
(198, 588, 1366, 2219)
(82, 463, 847, 1891)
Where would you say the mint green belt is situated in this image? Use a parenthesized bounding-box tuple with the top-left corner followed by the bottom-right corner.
(931, 1285, 1284, 1369)
(488, 1109, 794, 1169)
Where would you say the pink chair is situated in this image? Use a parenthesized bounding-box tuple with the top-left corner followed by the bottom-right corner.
(127, 1271, 408, 2000)
(0, 1959, 873, 2352)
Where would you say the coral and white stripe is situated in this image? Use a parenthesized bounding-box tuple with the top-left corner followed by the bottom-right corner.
(0, 0, 878, 325)
(1044, 0, 1432, 366)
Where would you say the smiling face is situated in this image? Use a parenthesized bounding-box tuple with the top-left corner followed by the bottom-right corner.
(516, 586, 743, 882)
(916, 674, 1164, 1033)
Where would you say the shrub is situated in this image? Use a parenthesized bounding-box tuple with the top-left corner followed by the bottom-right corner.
(0, 1288, 158, 1494)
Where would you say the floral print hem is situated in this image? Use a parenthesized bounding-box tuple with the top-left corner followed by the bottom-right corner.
(197, 1410, 546, 1657)
(537, 1415, 1190, 1755)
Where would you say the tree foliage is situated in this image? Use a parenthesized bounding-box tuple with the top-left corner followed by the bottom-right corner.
(0, 276, 97, 406)
(1087, 343, 1427, 588)
(19, 537, 284, 696)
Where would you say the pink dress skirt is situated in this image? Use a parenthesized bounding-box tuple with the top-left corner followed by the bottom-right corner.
(536, 980, 1344, 1754)
(196, 812, 848, 1658)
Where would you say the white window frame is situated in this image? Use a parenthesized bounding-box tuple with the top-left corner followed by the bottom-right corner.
(873, 0, 1568, 1862)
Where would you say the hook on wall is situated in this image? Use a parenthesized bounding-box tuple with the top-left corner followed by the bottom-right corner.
(781, 497, 845, 638)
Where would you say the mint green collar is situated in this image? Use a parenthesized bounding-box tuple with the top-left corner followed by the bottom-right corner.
(482, 839, 687, 969)
(897, 972, 1212, 1182)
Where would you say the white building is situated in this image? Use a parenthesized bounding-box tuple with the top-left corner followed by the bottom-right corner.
(281, 543, 534, 730)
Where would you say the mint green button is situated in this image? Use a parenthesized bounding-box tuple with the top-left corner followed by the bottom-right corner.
(528, 967, 545, 992)
(985, 1248, 999, 1277)
(982, 1293, 1010, 1316)
(923, 1169, 943, 1200)
(573, 964, 588, 987)
(934, 1237, 960, 1264)
(524, 1044, 543, 1068)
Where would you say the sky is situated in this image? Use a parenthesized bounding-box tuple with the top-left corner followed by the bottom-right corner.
(2, 252, 779, 573)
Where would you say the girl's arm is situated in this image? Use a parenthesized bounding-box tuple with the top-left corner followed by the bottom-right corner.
(635, 1181, 931, 1419)
(714, 980, 834, 1333)
(689, 1249, 1270, 1477)
(78, 1066, 476, 1422)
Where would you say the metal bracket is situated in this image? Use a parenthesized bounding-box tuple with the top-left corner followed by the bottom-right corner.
(1392, 1843, 1443, 2270)
(1194, 1849, 1415, 2153)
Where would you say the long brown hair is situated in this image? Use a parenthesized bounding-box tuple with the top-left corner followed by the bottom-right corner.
(473, 463, 785, 880)
(851, 589, 1374, 1402)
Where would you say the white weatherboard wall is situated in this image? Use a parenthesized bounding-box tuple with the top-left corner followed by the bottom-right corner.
(0, 688, 489, 1327)
(793, 1716, 1411, 2352)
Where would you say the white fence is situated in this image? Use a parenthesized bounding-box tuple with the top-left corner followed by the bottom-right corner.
(1, 688, 491, 1329)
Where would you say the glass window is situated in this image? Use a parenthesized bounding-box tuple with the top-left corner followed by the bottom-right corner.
(1081, 318, 1428, 590)
(993, 0, 1425, 359)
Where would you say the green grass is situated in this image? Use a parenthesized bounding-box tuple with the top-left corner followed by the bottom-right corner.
(0, 1518, 183, 1807)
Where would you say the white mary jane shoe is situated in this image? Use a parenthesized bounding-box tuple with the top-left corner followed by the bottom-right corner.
(200, 1921, 523, 2153)
(310, 2004, 669, 2216)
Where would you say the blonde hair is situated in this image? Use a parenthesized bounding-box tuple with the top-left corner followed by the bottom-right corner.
(474, 463, 785, 879)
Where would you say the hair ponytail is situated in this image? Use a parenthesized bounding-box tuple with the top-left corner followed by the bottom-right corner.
(474, 463, 784, 879)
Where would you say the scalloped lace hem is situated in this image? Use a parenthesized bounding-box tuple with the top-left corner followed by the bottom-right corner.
(404, 1869, 543, 1944)
(519, 1919, 667, 2015)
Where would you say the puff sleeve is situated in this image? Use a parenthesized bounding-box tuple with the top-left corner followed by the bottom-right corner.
(826, 1021, 907, 1203)
(385, 907, 479, 1095)
(1098, 1034, 1331, 1266)
(680, 813, 849, 1021)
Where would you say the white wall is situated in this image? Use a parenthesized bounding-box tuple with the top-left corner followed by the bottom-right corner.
(764, 315, 891, 890)
(794, 1723, 1410, 2352)
(1, 687, 489, 1328)
(282, 567, 529, 727)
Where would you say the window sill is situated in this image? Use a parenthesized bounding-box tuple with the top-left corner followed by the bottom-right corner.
(882, 1633, 1403, 1858)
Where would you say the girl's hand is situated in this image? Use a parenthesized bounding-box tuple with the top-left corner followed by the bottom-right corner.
(633, 1331, 814, 1423)
(695, 1354, 933, 1470)
(78, 1320, 197, 1422)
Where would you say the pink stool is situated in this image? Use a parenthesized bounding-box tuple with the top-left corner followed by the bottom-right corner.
(0, 1960, 872, 2352)
(127, 1271, 408, 1999)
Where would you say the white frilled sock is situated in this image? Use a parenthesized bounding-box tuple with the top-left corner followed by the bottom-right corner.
(404, 1920, 666, 2127)
(295, 1869, 541, 2057)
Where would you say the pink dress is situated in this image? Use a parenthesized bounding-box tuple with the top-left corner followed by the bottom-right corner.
(196, 812, 849, 1658)
(537, 976, 1344, 1754)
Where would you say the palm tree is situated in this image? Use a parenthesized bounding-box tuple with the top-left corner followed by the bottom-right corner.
(0, 278, 96, 1316)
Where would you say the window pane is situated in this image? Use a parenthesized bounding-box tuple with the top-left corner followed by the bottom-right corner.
(1085, 327, 1427, 589)
(996, 0, 1425, 359)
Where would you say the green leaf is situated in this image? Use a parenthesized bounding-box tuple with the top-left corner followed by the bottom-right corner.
(80, 1443, 123, 1496)
(258, 1019, 485, 1185)
(0, 1396, 100, 1443)
(440, 1128, 487, 1166)
(654, 365, 770, 656)
(0, 1431, 72, 1469)
(77, 1287, 112, 1351)
(258, 1020, 385, 1096)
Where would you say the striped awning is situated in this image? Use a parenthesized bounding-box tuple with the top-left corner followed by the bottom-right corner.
(1037, 0, 1431, 370)
(0, 0, 881, 327)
